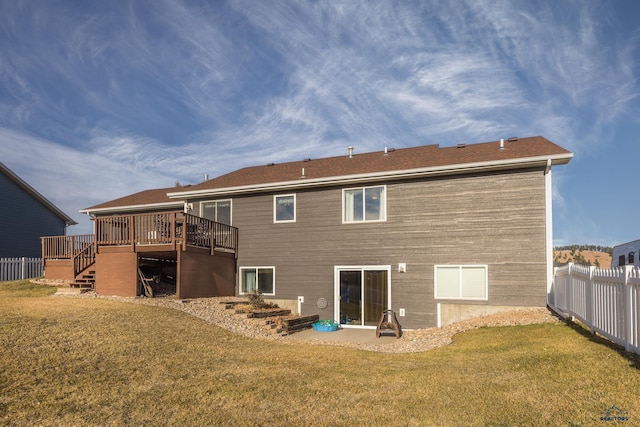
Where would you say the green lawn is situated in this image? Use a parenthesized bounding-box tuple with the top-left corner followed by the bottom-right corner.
(1, 281, 639, 426)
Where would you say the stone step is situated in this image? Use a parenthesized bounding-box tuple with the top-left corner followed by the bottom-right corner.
(55, 287, 90, 295)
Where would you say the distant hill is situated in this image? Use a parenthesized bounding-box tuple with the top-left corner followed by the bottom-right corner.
(553, 248, 612, 268)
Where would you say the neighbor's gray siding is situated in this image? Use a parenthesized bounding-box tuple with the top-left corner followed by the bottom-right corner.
(0, 172, 67, 258)
(224, 167, 547, 329)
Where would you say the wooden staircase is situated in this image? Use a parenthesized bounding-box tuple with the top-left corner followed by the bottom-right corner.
(70, 270, 95, 290)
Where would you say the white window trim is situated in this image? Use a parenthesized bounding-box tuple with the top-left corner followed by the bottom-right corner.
(239, 266, 275, 296)
(333, 265, 392, 329)
(341, 185, 387, 224)
(434, 264, 488, 301)
(199, 199, 233, 225)
(273, 194, 296, 223)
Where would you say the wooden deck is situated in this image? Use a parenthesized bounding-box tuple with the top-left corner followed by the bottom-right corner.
(42, 211, 238, 282)
(95, 211, 238, 254)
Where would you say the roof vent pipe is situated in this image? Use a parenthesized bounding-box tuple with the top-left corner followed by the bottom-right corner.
(499, 139, 505, 150)
(204, 173, 209, 181)
(384, 147, 388, 155)
(348, 146, 354, 158)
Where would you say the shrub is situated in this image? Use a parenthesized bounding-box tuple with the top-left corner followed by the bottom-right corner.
(246, 291, 278, 309)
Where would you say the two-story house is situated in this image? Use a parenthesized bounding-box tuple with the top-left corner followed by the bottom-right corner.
(43, 136, 572, 329)
(1, 161, 77, 258)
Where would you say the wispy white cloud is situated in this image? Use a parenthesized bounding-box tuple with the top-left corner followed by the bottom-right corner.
(0, 0, 638, 245)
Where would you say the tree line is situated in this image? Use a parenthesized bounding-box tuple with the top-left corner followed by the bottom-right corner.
(553, 245, 613, 255)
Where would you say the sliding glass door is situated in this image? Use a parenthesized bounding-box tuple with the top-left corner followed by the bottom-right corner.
(336, 266, 390, 327)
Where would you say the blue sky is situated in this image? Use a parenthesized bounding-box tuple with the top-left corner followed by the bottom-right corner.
(0, 0, 638, 247)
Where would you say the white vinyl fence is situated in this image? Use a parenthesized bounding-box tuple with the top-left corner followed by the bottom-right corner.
(550, 263, 640, 355)
(0, 257, 44, 281)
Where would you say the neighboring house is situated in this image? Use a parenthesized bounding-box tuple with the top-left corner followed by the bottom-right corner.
(0, 162, 76, 258)
(43, 136, 573, 329)
(612, 239, 640, 268)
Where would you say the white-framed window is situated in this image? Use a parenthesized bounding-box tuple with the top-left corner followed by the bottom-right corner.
(343, 185, 386, 223)
(240, 267, 275, 295)
(274, 194, 296, 223)
(434, 265, 488, 300)
(200, 199, 232, 225)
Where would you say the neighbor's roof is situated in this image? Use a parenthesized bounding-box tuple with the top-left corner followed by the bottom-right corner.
(0, 162, 77, 225)
(82, 136, 572, 214)
(169, 135, 572, 198)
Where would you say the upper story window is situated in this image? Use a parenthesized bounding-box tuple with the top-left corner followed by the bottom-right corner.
(619, 255, 626, 267)
(274, 194, 296, 223)
(201, 200, 232, 225)
(343, 185, 386, 223)
(629, 252, 635, 265)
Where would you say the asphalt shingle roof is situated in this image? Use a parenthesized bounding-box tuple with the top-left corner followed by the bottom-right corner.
(173, 135, 571, 192)
(84, 136, 572, 212)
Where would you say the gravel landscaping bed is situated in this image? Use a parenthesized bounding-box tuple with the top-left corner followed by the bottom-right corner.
(55, 291, 562, 353)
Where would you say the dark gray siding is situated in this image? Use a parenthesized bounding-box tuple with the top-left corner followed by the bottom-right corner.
(220, 167, 547, 329)
(0, 172, 67, 258)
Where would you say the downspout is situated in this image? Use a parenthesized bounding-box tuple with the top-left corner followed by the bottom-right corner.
(545, 159, 553, 301)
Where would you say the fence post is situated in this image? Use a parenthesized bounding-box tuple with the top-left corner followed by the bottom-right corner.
(587, 266, 595, 334)
(566, 263, 573, 320)
(624, 265, 632, 352)
(21, 257, 26, 280)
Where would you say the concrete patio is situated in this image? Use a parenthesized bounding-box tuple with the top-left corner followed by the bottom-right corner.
(287, 327, 401, 345)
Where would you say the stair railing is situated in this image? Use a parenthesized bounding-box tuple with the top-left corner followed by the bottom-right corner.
(73, 241, 96, 278)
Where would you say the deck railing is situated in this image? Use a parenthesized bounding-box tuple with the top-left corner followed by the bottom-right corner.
(94, 211, 238, 253)
(42, 234, 95, 260)
(41, 234, 97, 278)
(41, 212, 237, 279)
(73, 242, 96, 277)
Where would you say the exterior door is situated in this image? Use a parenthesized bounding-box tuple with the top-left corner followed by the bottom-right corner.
(335, 266, 390, 327)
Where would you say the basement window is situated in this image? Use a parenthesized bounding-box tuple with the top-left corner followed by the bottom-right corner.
(435, 265, 488, 300)
(240, 267, 275, 296)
